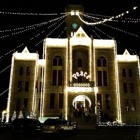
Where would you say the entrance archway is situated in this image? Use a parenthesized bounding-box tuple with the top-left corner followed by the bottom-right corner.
(72, 95, 92, 110)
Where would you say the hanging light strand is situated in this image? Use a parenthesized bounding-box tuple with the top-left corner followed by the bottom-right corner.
(0, 15, 66, 59)
(33, 15, 66, 47)
(47, 20, 65, 37)
(78, 5, 139, 26)
(0, 11, 58, 16)
(0, 65, 11, 74)
(83, 12, 139, 38)
(0, 88, 9, 97)
(95, 27, 112, 39)
(0, 15, 66, 39)
(102, 23, 139, 37)
(92, 29, 102, 39)
(57, 27, 66, 38)
(83, 12, 140, 23)
(83, 13, 113, 39)
(0, 43, 24, 59)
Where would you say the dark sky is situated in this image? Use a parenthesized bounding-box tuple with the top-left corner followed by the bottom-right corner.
(0, 0, 140, 111)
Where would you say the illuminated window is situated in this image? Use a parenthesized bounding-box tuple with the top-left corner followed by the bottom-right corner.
(26, 66, 30, 75)
(105, 94, 110, 109)
(52, 56, 63, 86)
(78, 58, 82, 67)
(131, 99, 136, 111)
(122, 68, 126, 77)
(17, 81, 22, 92)
(50, 93, 55, 109)
(25, 81, 29, 92)
(124, 99, 129, 111)
(16, 98, 21, 111)
(123, 83, 127, 93)
(59, 93, 63, 109)
(19, 66, 23, 75)
(130, 83, 134, 93)
(129, 69, 132, 77)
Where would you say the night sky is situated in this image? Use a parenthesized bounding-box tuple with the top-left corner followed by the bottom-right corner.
(0, 0, 140, 111)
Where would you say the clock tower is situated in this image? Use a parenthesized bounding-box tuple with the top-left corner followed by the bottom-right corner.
(65, 4, 84, 37)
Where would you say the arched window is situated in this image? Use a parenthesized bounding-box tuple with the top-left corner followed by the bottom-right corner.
(122, 68, 126, 77)
(97, 56, 108, 86)
(19, 66, 23, 75)
(78, 58, 82, 67)
(53, 56, 63, 66)
(97, 56, 107, 67)
(52, 56, 63, 86)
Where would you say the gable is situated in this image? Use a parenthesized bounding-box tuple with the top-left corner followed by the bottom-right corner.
(72, 26, 89, 39)
(22, 47, 30, 54)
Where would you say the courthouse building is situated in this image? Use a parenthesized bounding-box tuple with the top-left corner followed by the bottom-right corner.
(6, 5, 140, 123)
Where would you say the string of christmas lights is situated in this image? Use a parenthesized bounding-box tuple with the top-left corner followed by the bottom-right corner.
(0, 65, 11, 74)
(83, 12, 139, 38)
(0, 14, 66, 33)
(34, 16, 66, 47)
(0, 88, 9, 97)
(83, 13, 113, 39)
(0, 15, 66, 60)
(78, 5, 139, 26)
(94, 27, 112, 39)
(92, 29, 102, 39)
(58, 27, 66, 38)
(47, 20, 65, 37)
(0, 11, 58, 16)
(83, 12, 140, 23)
(82, 12, 139, 25)
(102, 23, 139, 37)
(0, 43, 24, 59)
(0, 15, 66, 39)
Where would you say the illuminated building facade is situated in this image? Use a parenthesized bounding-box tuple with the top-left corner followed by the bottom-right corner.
(6, 5, 140, 123)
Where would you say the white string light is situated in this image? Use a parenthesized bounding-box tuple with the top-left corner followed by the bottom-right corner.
(0, 15, 66, 60)
(47, 20, 65, 37)
(0, 88, 9, 97)
(35, 39, 44, 47)
(0, 43, 24, 59)
(83, 12, 139, 38)
(0, 15, 66, 38)
(95, 27, 112, 39)
(78, 5, 139, 26)
(0, 65, 11, 74)
(0, 11, 58, 16)
(83, 12, 139, 23)
(92, 29, 102, 39)
(33, 16, 66, 47)
(102, 23, 139, 37)
(58, 27, 66, 38)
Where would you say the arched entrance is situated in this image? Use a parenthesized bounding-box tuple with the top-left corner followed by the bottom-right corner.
(72, 95, 92, 111)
